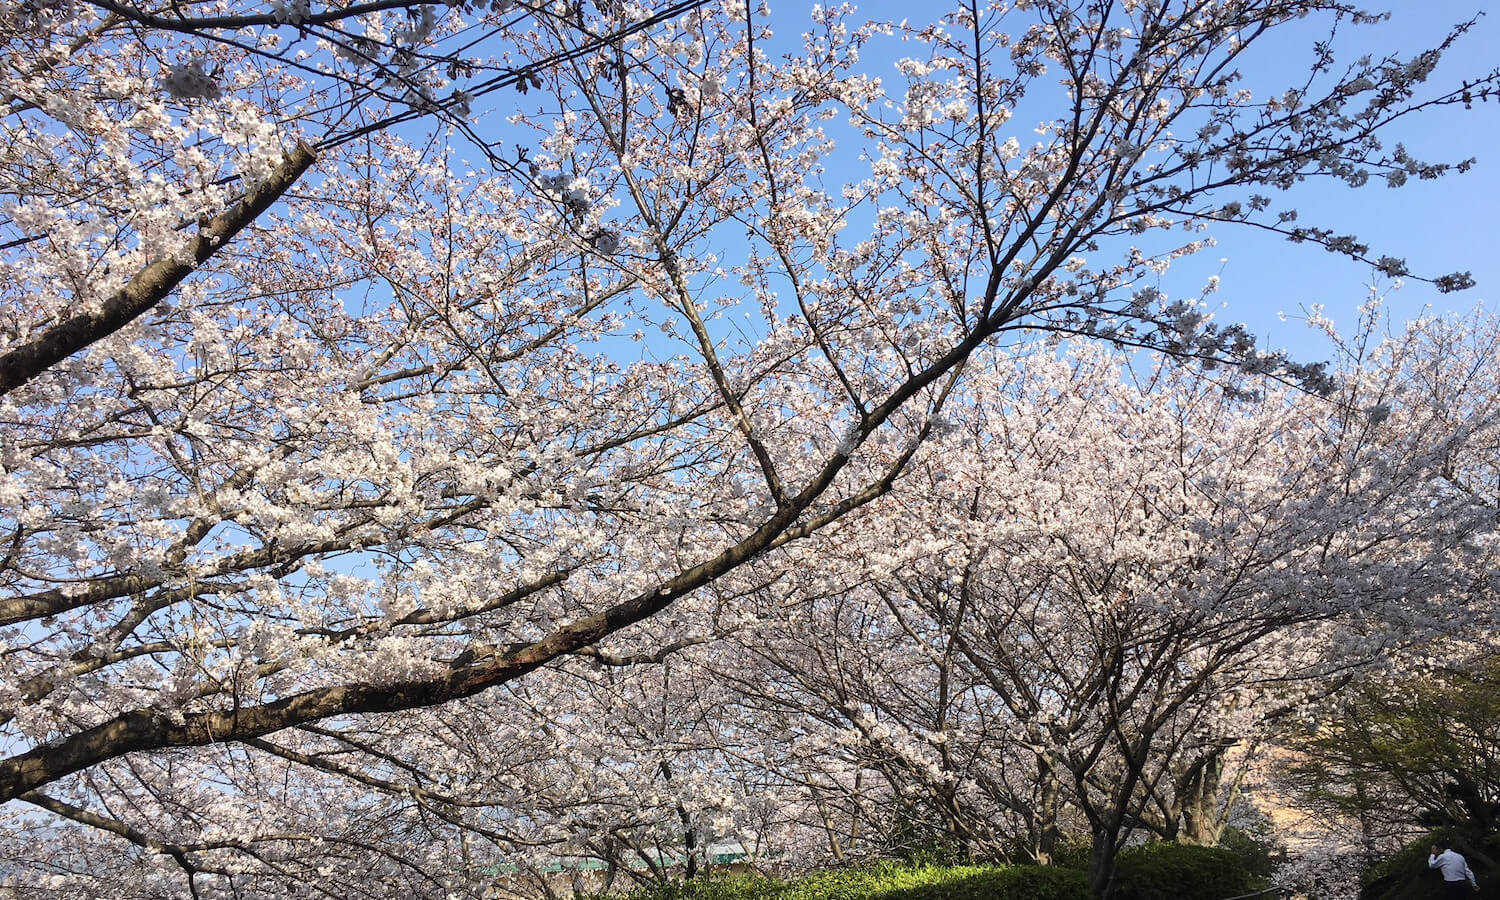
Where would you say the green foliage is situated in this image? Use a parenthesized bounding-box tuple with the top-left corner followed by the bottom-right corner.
(1362, 834, 1500, 900)
(1048, 837, 1094, 871)
(787, 862, 991, 900)
(613, 873, 785, 900)
(1288, 658, 1500, 845)
(958, 865, 1090, 900)
(1111, 843, 1258, 900)
(1216, 825, 1284, 881)
(1294, 658, 1500, 900)
(615, 861, 1088, 900)
(882, 809, 970, 867)
(1360, 837, 1437, 900)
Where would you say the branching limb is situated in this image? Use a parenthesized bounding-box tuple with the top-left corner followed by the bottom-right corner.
(0, 142, 317, 396)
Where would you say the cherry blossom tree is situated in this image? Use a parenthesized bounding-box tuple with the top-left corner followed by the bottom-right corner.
(3, 0, 1499, 894)
(710, 315, 1500, 897)
(0, 0, 715, 393)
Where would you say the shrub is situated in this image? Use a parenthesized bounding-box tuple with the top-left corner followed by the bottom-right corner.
(962, 865, 1090, 900)
(786, 862, 1087, 900)
(1049, 838, 1094, 872)
(783, 862, 989, 900)
(883, 810, 970, 867)
(617, 862, 1088, 900)
(1361, 834, 1500, 900)
(1360, 837, 1434, 900)
(614, 873, 785, 900)
(1216, 825, 1284, 881)
(1112, 843, 1257, 900)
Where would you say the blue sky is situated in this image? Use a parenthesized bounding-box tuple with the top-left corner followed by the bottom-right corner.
(474, 1, 1500, 370)
(1185, 0, 1500, 358)
(822, 1, 1500, 363)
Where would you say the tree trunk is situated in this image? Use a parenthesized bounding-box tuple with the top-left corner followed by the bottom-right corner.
(1035, 751, 1062, 864)
(1087, 825, 1123, 900)
(661, 761, 698, 879)
(1178, 748, 1228, 846)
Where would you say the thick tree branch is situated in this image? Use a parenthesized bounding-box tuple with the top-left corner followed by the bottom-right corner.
(0, 142, 317, 396)
(0, 282, 1017, 802)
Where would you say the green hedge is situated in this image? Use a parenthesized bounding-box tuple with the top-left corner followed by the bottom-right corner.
(1360, 837, 1435, 900)
(1362, 835, 1500, 900)
(614, 861, 1088, 900)
(616, 873, 782, 900)
(614, 843, 1276, 900)
(789, 862, 997, 900)
(948, 865, 1089, 900)
(1111, 843, 1259, 900)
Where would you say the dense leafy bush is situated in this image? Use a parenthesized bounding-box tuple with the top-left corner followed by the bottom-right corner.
(1216, 826, 1284, 881)
(789, 862, 992, 900)
(616, 873, 784, 900)
(1360, 837, 1434, 900)
(1362, 834, 1500, 900)
(883, 810, 970, 867)
(1049, 839, 1094, 872)
(948, 865, 1089, 900)
(614, 861, 1088, 900)
(1112, 843, 1258, 900)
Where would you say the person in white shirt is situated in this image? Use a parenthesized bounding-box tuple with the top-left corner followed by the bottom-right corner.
(1430, 841, 1479, 899)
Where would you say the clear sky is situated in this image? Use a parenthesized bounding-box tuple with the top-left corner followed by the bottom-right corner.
(1180, 0, 1500, 359)
(816, 1, 1500, 364)
(483, 1, 1499, 370)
